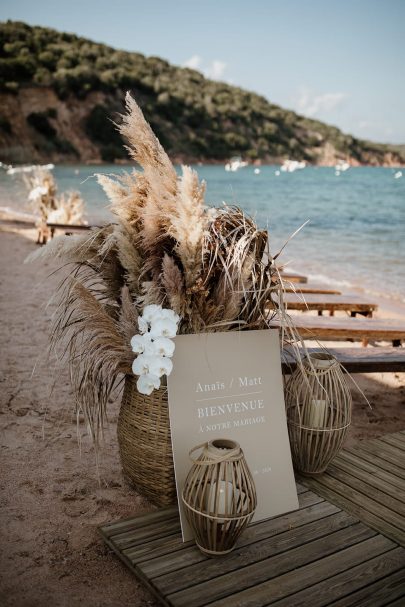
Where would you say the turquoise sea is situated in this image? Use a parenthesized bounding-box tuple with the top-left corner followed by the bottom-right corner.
(1, 165, 404, 303)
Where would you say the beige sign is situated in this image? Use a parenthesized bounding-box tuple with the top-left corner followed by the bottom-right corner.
(167, 329, 299, 541)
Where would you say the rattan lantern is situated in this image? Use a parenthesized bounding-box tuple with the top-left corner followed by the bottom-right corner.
(285, 352, 352, 475)
(182, 439, 257, 556)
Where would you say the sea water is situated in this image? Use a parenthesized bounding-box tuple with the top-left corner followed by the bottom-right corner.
(1, 164, 404, 302)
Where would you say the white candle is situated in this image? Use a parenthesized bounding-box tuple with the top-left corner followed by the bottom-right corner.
(206, 481, 240, 515)
(308, 399, 327, 429)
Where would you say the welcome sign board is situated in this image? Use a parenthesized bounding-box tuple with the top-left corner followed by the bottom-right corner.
(167, 329, 299, 541)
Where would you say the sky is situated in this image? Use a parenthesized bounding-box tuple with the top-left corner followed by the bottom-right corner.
(1, 0, 405, 144)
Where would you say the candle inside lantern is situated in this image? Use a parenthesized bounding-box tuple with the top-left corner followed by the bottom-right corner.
(308, 399, 327, 428)
(207, 481, 240, 516)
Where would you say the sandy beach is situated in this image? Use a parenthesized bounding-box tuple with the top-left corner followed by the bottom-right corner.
(1, 225, 404, 606)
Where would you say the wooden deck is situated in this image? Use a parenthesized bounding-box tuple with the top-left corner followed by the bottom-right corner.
(100, 433, 405, 606)
(301, 431, 405, 547)
(284, 293, 378, 316)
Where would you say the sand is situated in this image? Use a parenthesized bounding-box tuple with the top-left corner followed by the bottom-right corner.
(1, 226, 404, 606)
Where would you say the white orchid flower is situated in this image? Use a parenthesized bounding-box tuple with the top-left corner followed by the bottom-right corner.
(133, 305, 179, 394)
(130, 333, 154, 355)
(130, 334, 145, 354)
(137, 373, 161, 395)
(142, 339, 157, 356)
(149, 356, 173, 378)
(138, 316, 149, 334)
(132, 354, 156, 376)
(142, 304, 163, 322)
(153, 336, 175, 357)
(149, 318, 177, 339)
(158, 308, 180, 324)
(142, 304, 180, 325)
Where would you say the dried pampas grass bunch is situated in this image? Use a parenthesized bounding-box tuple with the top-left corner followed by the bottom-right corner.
(29, 93, 302, 449)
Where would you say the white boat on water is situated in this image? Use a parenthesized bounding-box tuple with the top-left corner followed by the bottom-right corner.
(280, 159, 306, 173)
(225, 157, 248, 172)
(335, 160, 350, 172)
(6, 163, 55, 175)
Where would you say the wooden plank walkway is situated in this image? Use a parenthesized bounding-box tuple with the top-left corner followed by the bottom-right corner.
(300, 431, 405, 547)
(100, 478, 405, 606)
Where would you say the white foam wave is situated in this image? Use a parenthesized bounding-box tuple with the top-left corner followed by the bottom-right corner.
(288, 267, 405, 305)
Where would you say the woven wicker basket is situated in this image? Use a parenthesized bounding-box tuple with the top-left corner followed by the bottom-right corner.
(117, 375, 176, 506)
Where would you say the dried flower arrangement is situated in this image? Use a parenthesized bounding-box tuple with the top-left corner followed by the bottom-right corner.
(28, 93, 305, 501)
(23, 166, 86, 243)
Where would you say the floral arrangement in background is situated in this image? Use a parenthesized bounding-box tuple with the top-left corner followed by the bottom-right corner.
(47, 191, 86, 226)
(5, 165, 87, 243)
(28, 93, 301, 450)
(131, 304, 179, 394)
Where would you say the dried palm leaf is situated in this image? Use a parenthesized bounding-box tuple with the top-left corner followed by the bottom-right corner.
(51, 280, 132, 448)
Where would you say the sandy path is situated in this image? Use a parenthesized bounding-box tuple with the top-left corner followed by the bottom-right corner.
(0, 228, 404, 606)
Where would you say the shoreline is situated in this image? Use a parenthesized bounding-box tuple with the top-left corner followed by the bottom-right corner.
(2, 204, 404, 310)
(3, 161, 405, 168)
(288, 264, 405, 313)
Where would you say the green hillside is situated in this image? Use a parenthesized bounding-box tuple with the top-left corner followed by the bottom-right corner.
(0, 20, 403, 165)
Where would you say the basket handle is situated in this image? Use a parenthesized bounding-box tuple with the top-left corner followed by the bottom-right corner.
(188, 442, 243, 465)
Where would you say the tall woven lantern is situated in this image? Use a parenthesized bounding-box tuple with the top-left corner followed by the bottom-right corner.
(285, 352, 352, 475)
(182, 439, 257, 556)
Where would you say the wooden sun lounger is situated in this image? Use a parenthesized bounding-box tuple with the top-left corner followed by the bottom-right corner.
(47, 222, 94, 237)
(281, 346, 405, 373)
(47, 222, 93, 231)
(283, 282, 342, 295)
(0, 218, 36, 229)
(280, 271, 308, 283)
(284, 293, 378, 317)
(271, 315, 405, 346)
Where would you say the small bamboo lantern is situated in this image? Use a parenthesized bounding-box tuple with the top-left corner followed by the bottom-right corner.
(285, 352, 352, 475)
(182, 439, 257, 556)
